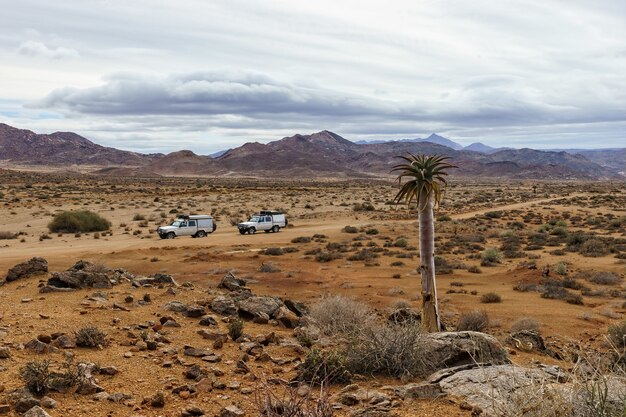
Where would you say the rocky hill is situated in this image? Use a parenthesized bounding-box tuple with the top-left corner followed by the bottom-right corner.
(1, 123, 623, 180)
(0, 123, 159, 166)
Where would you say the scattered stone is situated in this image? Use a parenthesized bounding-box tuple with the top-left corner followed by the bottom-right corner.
(220, 405, 244, 417)
(6, 257, 48, 282)
(124, 295, 134, 303)
(238, 296, 282, 319)
(164, 301, 188, 313)
(0, 347, 10, 359)
(99, 366, 119, 376)
(23, 406, 52, 417)
(150, 392, 166, 408)
(40, 397, 57, 409)
(283, 299, 308, 317)
(0, 404, 10, 414)
(394, 382, 444, 400)
(25, 339, 58, 354)
(15, 396, 40, 414)
(184, 346, 212, 357)
(274, 306, 299, 328)
(45, 260, 131, 290)
(184, 305, 206, 318)
(199, 315, 217, 326)
(182, 406, 206, 416)
(52, 334, 76, 349)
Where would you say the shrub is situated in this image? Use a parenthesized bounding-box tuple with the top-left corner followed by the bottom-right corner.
(344, 321, 430, 378)
(485, 211, 502, 218)
(481, 292, 502, 303)
(434, 256, 454, 274)
(75, 326, 107, 347)
(457, 311, 489, 332)
(437, 215, 452, 222)
(587, 271, 621, 285)
(608, 320, 626, 348)
(468, 265, 482, 274)
(365, 228, 379, 235)
(510, 317, 540, 333)
(580, 239, 610, 257)
(393, 238, 408, 248)
(309, 296, 374, 336)
(20, 360, 51, 395)
(254, 378, 333, 417)
(228, 318, 244, 341)
(291, 236, 312, 244)
(481, 248, 503, 266)
(555, 262, 568, 276)
(133, 213, 146, 221)
(297, 349, 350, 384)
(342, 226, 358, 234)
(259, 263, 281, 273)
(0, 231, 17, 240)
(261, 247, 284, 256)
(315, 251, 339, 263)
(48, 210, 111, 233)
(347, 249, 378, 262)
(353, 202, 375, 212)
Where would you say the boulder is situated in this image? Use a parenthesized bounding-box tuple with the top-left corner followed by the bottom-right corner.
(164, 301, 188, 313)
(218, 272, 247, 292)
(210, 296, 237, 316)
(275, 306, 300, 328)
(44, 261, 131, 290)
(238, 296, 283, 319)
(284, 299, 308, 317)
(6, 257, 48, 282)
(421, 331, 510, 371)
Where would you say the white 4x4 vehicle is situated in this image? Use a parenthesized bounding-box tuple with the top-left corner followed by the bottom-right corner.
(158, 215, 216, 239)
(238, 211, 287, 235)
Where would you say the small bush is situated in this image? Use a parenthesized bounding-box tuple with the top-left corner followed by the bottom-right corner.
(608, 319, 626, 348)
(228, 318, 244, 341)
(309, 296, 374, 336)
(315, 251, 339, 263)
(259, 263, 281, 273)
(75, 326, 107, 347)
(480, 292, 502, 303)
(297, 349, 350, 384)
(393, 238, 408, 248)
(510, 317, 540, 333)
(291, 236, 312, 244)
(555, 262, 568, 276)
(468, 265, 482, 274)
(261, 247, 284, 256)
(48, 210, 111, 233)
(20, 360, 51, 395)
(580, 239, 610, 257)
(481, 248, 503, 266)
(457, 311, 489, 332)
(342, 226, 358, 234)
(587, 271, 621, 286)
(0, 231, 17, 240)
(133, 213, 146, 221)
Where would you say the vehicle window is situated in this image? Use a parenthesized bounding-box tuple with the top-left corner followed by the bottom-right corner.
(171, 221, 182, 227)
(265, 216, 271, 222)
(181, 222, 187, 227)
(188, 220, 196, 227)
(250, 216, 260, 222)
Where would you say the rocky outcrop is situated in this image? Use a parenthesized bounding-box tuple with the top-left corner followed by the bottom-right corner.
(5, 257, 48, 282)
(421, 331, 510, 370)
(41, 260, 133, 291)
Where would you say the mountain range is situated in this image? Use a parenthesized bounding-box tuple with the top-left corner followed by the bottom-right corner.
(0, 123, 623, 180)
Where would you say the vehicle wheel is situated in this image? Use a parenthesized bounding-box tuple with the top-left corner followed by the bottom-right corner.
(166, 232, 175, 239)
(159, 234, 166, 239)
(239, 229, 246, 235)
(248, 227, 256, 234)
(196, 230, 206, 238)
(272, 225, 280, 233)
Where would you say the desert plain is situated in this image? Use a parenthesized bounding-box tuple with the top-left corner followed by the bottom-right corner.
(0, 169, 625, 417)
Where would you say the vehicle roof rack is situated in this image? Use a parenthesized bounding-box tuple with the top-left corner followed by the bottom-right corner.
(260, 210, 283, 215)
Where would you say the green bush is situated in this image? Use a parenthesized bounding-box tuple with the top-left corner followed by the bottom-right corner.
(75, 326, 107, 347)
(228, 318, 244, 341)
(480, 292, 502, 303)
(457, 311, 489, 332)
(48, 210, 111, 233)
(481, 248, 503, 266)
(297, 348, 351, 384)
(608, 320, 626, 348)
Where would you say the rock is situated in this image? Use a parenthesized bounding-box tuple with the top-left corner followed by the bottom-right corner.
(238, 296, 283, 319)
(184, 305, 206, 318)
(37, 334, 52, 344)
(15, 397, 40, 414)
(99, 366, 119, 376)
(184, 346, 212, 357)
(150, 392, 166, 408)
(218, 272, 247, 292)
(40, 397, 57, 409)
(197, 330, 228, 342)
(164, 301, 188, 313)
(394, 382, 444, 399)
(283, 299, 309, 317)
(6, 257, 48, 282)
(220, 405, 244, 417)
(23, 406, 52, 417)
(182, 406, 205, 416)
(93, 392, 110, 401)
(152, 273, 177, 284)
(184, 365, 206, 380)
(108, 393, 132, 403)
(436, 364, 568, 415)
(350, 407, 398, 417)
(420, 331, 510, 372)
(25, 339, 58, 354)
(0, 404, 10, 414)
(274, 306, 299, 328)
(51, 334, 76, 349)
(44, 261, 131, 290)
(198, 315, 217, 326)
(210, 296, 237, 316)
(133, 273, 177, 287)
(0, 347, 10, 359)
(338, 393, 360, 406)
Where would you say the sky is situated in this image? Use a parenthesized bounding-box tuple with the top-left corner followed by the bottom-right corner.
(0, 0, 624, 154)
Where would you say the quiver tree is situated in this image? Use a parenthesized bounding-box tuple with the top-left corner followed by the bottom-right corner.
(392, 154, 456, 332)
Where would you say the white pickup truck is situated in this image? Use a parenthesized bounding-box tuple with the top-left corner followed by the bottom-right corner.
(157, 215, 216, 239)
(237, 211, 287, 234)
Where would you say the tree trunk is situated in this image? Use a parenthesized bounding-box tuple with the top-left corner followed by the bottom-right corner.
(419, 192, 440, 332)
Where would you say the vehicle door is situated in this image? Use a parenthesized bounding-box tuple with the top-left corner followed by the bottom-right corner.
(179, 220, 196, 236)
(259, 216, 272, 230)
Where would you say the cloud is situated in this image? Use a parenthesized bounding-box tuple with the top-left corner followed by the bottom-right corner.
(17, 41, 79, 59)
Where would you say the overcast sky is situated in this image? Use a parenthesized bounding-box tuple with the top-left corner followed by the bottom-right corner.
(0, 0, 624, 154)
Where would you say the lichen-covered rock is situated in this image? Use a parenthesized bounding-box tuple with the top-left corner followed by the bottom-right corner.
(421, 331, 510, 370)
(238, 296, 282, 318)
(210, 296, 237, 316)
(218, 272, 247, 292)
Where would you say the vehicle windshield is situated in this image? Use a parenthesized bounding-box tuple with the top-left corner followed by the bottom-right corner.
(171, 220, 182, 227)
(249, 216, 260, 222)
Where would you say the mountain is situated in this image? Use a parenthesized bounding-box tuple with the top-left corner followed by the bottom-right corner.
(210, 149, 230, 158)
(0, 123, 159, 166)
(0, 123, 623, 180)
(355, 133, 464, 150)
